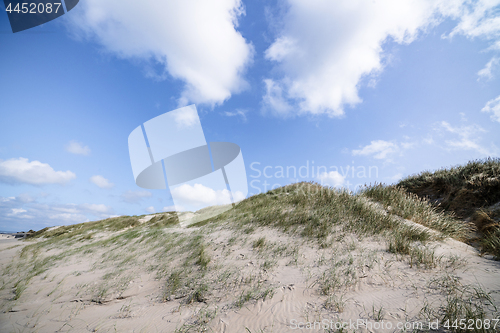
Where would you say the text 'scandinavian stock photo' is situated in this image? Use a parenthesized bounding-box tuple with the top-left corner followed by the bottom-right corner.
(1, 1, 500, 332)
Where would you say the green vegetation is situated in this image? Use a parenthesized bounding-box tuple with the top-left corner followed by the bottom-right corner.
(397, 158, 500, 216)
(363, 184, 467, 240)
(252, 236, 266, 249)
(397, 158, 500, 258)
(2, 159, 498, 331)
(27, 212, 179, 241)
(423, 274, 499, 333)
(211, 182, 462, 248)
(3, 178, 471, 304)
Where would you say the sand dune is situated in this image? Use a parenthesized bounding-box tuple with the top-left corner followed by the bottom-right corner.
(1, 224, 499, 332)
(1, 182, 499, 332)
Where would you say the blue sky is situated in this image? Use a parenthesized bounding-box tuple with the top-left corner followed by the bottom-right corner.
(1, 0, 499, 232)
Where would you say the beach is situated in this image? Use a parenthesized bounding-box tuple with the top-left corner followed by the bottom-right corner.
(1, 213, 499, 332)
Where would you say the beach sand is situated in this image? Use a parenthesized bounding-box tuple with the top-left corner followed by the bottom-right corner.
(1, 220, 499, 333)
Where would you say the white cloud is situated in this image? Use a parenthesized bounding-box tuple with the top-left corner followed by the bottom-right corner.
(0, 158, 76, 185)
(448, 0, 500, 45)
(67, 0, 253, 106)
(265, 36, 299, 62)
(351, 117, 497, 174)
(232, 191, 246, 202)
(174, 106, 199, 128)
(263, 0, 445, 116)
(481, 95, 500, 123)
(50, 203, 113, 216)
(52, 206, 80, 214)
(145, 206, 156, 214)
(388, 173, 404, 182)
(478, 57, 499, 80)
(80, 203, 113, 214)
(171, 183, 244, 207)
(1, 198, 112, 233)
(6, 208, 34, 219)
(8, 208, 27, 216)
(223, 109, 247, 121)
(163, 205, 183, 212)
(262, 79, 293, 116)
(401, 141, 416, 150)
(317, 171, 345, 187)
(423, 136, 435, 144)
(17, 193, 35, 203)
(65, 140, 91, 155)
(437, 121, 493, 155)
(263, 0, 500, 117)
(0, 197, 114, 227)
(121, 190, 152, 204)
(90, 175, 114, 189)
(352, 140, 399, 160)
(48, 213, 88, 223)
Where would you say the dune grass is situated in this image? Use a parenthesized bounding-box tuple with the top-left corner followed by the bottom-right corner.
(212, 183, 432, 244)
(396, 158, 500, 259)
(397, 157, 500, 218)
(0, 182, 411, 308)
(28, 212, 180, 241)
(363, 184, 468, 240)
(423, 274, 499, 333)
(209, 181, 469, 254)
(3, 180, 467, 306)
(2, 176, 495, 330)
(397, 158, 500, 217)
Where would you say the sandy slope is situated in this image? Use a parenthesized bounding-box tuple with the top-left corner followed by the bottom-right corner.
(1, 223, 499, 333)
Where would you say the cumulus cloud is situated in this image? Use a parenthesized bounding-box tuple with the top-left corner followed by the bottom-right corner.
(482, 95, 500, 123)
(171, 183, 244, 207)
(11, 208, 27, 214)
(0, 158, 76, 185)
(0, 195, 114, 229)
(263, 0, 500, 117)
(65, 140, 91, 155)
(145, 206, 156, 214)
(174, 106, 200, 128)
(7, 208, 32, 219)
(265, 36, 299, 62)
(317, 171, 345, 187)
(121, 190, 152, 204)
(90, 175, 114, 189)
(352, 140, 399, 160)
(67, 0, 253, 106)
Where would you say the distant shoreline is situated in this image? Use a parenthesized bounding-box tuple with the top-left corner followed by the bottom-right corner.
(0, 231, 31, 239)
